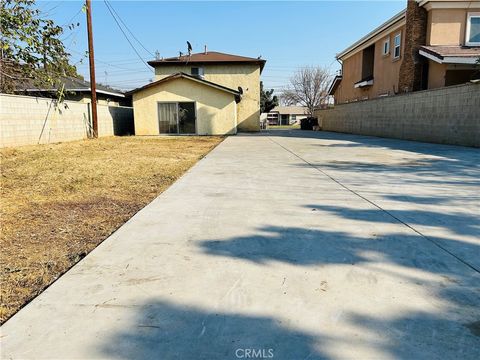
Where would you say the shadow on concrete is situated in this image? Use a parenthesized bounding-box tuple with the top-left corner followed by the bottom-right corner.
(256, 130, 480, 190)
(311, 158, 480, 187)
(382, 194, 453, 205)
(199, 225, 479, 278)
(99, 223, 480, 359)
(304, 204, 480, 240)
(197, 224, 480, 358)
(99, 300, 325, 360)
(98, 131, 480, 359)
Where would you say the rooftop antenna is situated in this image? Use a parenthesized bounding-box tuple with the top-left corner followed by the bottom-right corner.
(185, 41, 193, 65)
(155, 50, 161, 60)
(179, 51, 183, 58)
(104, 70, 108, 86)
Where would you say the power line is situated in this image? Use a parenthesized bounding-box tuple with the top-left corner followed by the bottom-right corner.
(67, 47, 148, 72)
(103, 0, 153, 72)
(104, 0, 154, 57)
(62, 7, 83, 27)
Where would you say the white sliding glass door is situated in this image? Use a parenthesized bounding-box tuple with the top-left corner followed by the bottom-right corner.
(157, 102, 196, 134)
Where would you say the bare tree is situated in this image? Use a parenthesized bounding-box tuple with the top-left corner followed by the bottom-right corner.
(281, 66, 331, 116)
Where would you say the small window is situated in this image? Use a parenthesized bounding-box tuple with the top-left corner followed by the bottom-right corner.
(191, 67, 204, 78)
(466, 13, 480, 46)
(382, 38, 390, 55)
(393, 33, 401, 59)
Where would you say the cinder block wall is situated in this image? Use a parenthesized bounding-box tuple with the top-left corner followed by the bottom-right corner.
(315, 83, 480, 147)
(0, 94, 134, 148)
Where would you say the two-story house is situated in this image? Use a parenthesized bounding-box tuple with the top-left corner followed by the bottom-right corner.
(129, 49, 266, 135)
(329, 0, 480, 104)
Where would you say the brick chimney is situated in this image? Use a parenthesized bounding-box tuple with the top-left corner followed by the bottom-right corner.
(398, 0, 428, 93)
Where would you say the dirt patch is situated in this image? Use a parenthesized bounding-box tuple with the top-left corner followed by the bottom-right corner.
(0, 136, 223, 323)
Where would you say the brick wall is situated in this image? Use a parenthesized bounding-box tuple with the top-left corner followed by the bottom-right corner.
(398, 0, 428, 92)
(0, 94, 134, 148)
(315, 83, 480, 147)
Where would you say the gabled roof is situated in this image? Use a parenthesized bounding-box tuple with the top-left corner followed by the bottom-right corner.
(327, 75, 342, 96)
(18, 76, 125, 98)
(126, 72, 241, 96)
(336, 9, 406, 60)
(147, 51, 266, 71)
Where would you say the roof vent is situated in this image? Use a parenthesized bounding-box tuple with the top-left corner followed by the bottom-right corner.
(204, 45, 208, 55)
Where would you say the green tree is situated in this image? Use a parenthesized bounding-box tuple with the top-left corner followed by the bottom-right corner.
(0, 0, 78, 94)
(260, 81, 278, 113)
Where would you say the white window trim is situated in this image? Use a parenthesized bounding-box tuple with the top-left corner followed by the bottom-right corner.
(466, 12, 480, 46)
(393, 33, 401, 59)
(382, 38, 390, 55)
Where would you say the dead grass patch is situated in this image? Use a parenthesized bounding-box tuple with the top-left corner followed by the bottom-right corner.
(0, 136, 223, 323)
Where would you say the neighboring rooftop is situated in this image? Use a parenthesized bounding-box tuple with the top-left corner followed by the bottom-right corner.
(269, 106, 308, 115)
(18, 76, 125, 98)
(147, 51, 266, 71)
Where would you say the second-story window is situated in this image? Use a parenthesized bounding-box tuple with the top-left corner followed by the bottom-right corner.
(393, 33, 401, 59)
(191, 67, 204, 78)
(382, 38, 390, 55)
(466, 13, 480, 46)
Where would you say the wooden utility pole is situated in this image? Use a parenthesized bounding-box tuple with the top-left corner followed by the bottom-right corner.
(86, 0, 98, 137)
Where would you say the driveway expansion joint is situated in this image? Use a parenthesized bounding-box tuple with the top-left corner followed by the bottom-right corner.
(267, 135, 480, 274)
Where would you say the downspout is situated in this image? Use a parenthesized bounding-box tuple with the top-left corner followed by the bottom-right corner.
(336, 57, 343, 76)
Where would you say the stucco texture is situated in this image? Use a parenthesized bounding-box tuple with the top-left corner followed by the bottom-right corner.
(427, 8, 480, 46)
(335, 25, 406, 103)
(155, 64, 261, 132)
(132, 78, 237, 136)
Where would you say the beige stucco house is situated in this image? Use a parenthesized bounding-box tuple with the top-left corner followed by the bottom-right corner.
(129, 50, 266, 135)
(265, 106, 308, 125)
(329, 0, 480, 104)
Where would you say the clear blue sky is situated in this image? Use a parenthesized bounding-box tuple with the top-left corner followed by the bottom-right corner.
(39, 0, 405, 91)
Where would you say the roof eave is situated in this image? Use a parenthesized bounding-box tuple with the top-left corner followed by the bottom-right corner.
(147, 59, 266, 72)
(419, 49, 479, 64)
(127, 72, 241, 96)
(21, 88, 125, 98)
(327, 75, 342, 96)
(336, 9, 406, 60)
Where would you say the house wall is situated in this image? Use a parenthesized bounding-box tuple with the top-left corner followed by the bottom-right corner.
(333, 3, 480, 104)
(132, 78, 237, 136)
(71, 93, 124, 107)
(0, 94, 134, 147)
(335, 24, 406, 103)
(427, 8, 480, 46)
(315, 82, 480, 147)
(154, 64, 261, 132)
(427, 60, 447, 88)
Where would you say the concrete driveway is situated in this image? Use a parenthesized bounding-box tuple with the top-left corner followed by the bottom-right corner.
(1, 130, 479, 359)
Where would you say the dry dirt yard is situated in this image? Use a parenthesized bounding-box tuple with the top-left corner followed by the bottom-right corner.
(0, 136, 223, 324)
